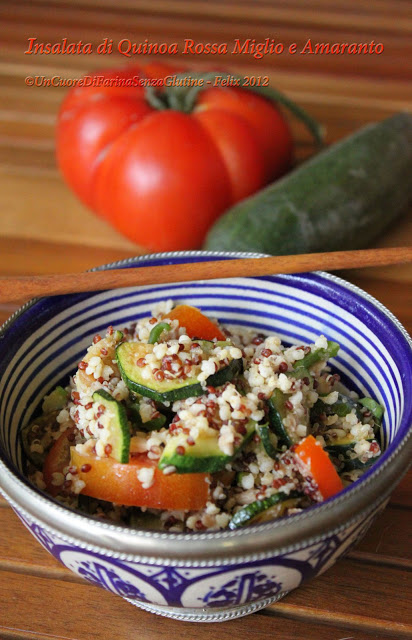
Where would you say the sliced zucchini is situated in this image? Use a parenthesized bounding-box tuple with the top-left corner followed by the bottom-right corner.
(267, 389, 295, 448)
(128, 508, 164, 530)
(311, 392, 357, 423)
(42, 386, 69, 414)
(324, 436, 380, 471)
(125, 398, 143, 428)
(311, 393, 384, 430)
(294, 340, 339, 370)
(125, 397, 168, 432)
(229, 490, 303, 529)
(141, 414, 167, 432)
(158, 420, 255, 474)
(116, 340, 243, 402)
(92, 389, 130, 463)
(256, 424, 278, 459)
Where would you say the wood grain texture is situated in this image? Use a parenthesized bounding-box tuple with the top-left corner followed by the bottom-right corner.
(0, 568, 401, 640)
(1, 247, 412, 303)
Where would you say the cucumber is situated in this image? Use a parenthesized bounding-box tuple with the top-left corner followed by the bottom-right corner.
(158, 420, 255, 474)
(229, 491, 303, 529)
(204, 113, 412, 254)
(116, 340, 243, 403)
(92, 389, 130, 463)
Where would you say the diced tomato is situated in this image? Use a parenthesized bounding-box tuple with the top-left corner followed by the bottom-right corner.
(295, 435, 344, 500)
(166, 305, 226, 341)
(70, 446, 210, 511)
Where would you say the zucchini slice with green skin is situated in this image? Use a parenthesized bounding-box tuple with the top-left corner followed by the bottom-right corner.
(42, 386, 69, 414)
(92, 389, 130, 463)
(311, 392, 357, 423)
(116, 340, 243, 403)
(267, 389, 295, 448)
(324, 436, 380, 471)
(267, 368, 313, 449)
(158, 420, 256, 474)
(229, 490, 303, 529)
(141, 414, 167, 432)
(311, 393, 384, 431)
(128, 508, 164, 530)
(294, 341, 339, 370)
(125, 397, 168, 432)
(256, 424, 278, 459)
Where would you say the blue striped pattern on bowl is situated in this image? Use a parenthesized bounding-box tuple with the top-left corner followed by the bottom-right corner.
(0, 252, 411, 494)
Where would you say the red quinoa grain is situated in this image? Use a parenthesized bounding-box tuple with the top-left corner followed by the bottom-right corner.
(80, 464, 92, 473)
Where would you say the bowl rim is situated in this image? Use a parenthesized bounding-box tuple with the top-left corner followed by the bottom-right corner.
(0, 249, 411, 564)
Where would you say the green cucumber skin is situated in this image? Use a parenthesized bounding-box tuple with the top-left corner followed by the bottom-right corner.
(229, 490, 302, 529)
(204, 113, 412, 254)
(119, 357, 243, 403)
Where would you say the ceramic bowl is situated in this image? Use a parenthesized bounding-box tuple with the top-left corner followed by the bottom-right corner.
(0, 251, 411, 622)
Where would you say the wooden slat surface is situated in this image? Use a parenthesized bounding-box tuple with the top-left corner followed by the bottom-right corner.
(0, 1, 411, 637)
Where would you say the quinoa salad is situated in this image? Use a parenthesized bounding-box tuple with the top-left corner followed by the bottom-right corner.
(23, 301, 383, 532)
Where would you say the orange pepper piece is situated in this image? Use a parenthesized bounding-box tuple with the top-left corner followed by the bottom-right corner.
(295, 435, 344, 500)
(166, 304, 226, 341)
(70, 447, 210, 511)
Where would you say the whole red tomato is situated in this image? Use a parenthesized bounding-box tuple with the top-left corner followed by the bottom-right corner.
(57, 64, 297, 252)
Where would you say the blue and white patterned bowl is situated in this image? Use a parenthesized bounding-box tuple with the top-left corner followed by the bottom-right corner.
(0, 251, 411, 622)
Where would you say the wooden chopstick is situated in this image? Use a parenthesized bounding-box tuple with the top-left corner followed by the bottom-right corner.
(0, 246, 411, 304)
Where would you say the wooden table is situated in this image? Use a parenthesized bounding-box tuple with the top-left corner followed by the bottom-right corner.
(0, 1, 411, 638)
